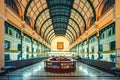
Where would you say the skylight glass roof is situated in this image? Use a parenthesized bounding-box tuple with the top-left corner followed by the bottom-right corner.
(18, 0, 102, 44)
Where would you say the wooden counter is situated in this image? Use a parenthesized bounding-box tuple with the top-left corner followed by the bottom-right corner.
(44, 60, 76, 73)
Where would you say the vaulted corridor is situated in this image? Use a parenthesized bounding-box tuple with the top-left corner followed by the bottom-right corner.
(0, 0, 120, 80)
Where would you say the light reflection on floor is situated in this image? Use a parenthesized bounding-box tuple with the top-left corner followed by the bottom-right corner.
(0, 60, 118, 80)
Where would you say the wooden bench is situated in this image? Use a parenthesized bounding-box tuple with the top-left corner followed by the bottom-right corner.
(1, 66, 16, 77)
(111, 67, 120, 77)
(1, 66, 16, 72)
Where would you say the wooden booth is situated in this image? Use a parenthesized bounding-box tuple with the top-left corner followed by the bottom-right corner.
(44, 56, 76, 73)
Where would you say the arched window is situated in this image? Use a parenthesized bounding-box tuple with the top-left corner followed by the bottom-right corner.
(101, 0, 115, 16)
(9, 29, 12, 36)
(108, 30, 112, 36)
(16, 33, 18, 38)
(102, 33, 105, 39)
(90, 17, 95, 27)
(25, 16, 31, 27)
(25, 16, 34, 29)
(5, 0, 23, 18)
(16, 33, 20, 39)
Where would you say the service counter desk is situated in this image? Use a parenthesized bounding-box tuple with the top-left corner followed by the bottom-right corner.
(44, 60, 76, 73)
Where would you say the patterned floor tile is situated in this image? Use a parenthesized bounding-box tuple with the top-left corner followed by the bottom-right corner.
(0, 60, 119, 80)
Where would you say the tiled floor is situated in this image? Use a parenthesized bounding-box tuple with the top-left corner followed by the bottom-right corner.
(0, 60, 119, 80)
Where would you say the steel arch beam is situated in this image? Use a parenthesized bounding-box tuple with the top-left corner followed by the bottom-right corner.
(34, 8, 49, 30)
(24, 0, 32, 20)
(24, 0, 96, 30)
(65, 35, 72, 44)
(52, 27, 75, 41)
(65, 32, 74, 43)
(43, 28, 75, 40)
(39, 16, 80, 35)
(46, 32, 55, 43)
(34, 8, 86, 32)
(48, 34, 56, 44)
(43, 22, 77, 41)
(42, 22, 77, 39)
(46, 29, 74, 43)
(35, 9, 86, 34)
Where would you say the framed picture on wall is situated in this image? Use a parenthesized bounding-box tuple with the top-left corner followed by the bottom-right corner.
(57, 42, 64, 50)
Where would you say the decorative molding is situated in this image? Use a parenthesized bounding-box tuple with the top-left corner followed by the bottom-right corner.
(5, 7, 22, 23)
(5, 50, 20, 53)
(98, 8, 114, 22)
(33, 31, 35, 35)
(0, 13, 7, 21)
(99, 50, 115, 53)
(21, 31, 24, 37)
(94, 21, 99, 26)
(116, 16, 120, 20)
(96, 31, 100, 38)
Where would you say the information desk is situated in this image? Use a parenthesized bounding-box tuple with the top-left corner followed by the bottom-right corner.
(44, 61, 76, 73)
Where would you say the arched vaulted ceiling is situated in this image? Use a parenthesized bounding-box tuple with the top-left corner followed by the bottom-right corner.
(18, 0, 102, 45)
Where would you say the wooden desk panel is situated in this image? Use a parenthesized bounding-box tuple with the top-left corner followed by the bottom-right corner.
(44, 61, 76, 73)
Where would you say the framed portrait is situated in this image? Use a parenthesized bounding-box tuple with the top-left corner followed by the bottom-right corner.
(57, 42, 64, 50)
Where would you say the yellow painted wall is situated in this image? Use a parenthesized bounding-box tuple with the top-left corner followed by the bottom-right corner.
(116, 0, 120, 68)
(0, 0, 5, 71)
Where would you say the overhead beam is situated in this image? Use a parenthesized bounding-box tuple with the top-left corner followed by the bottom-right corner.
(24, 0, 96, 31)
(42, 23, 77, 39)
(39, 16, 80, 35)
(24, 0, 32, 20)
(50, 27, 75, 40)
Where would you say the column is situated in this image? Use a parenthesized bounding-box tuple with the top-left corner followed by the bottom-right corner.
(36, 41, 39, 58)
(116, 0, 120, 68)
(43, 45, 45, 57)
(97, 32, 100, 59)
(78, 44, 79, 55)
(40, 43, 42, 55)
(95, 21, 100, 59)
(81, 42, 84, 58)
(0, 0, 5, 69)
(20, 32, 23, 59)
(87, 39, 89, 59)
(31, 38, 33, 58)
(76, 45, 77, 57)
(21, 21, 25, 59)
(44, 46, 46, 57)
(75, 46, 77, 57)
(41, 43, 43, 57)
